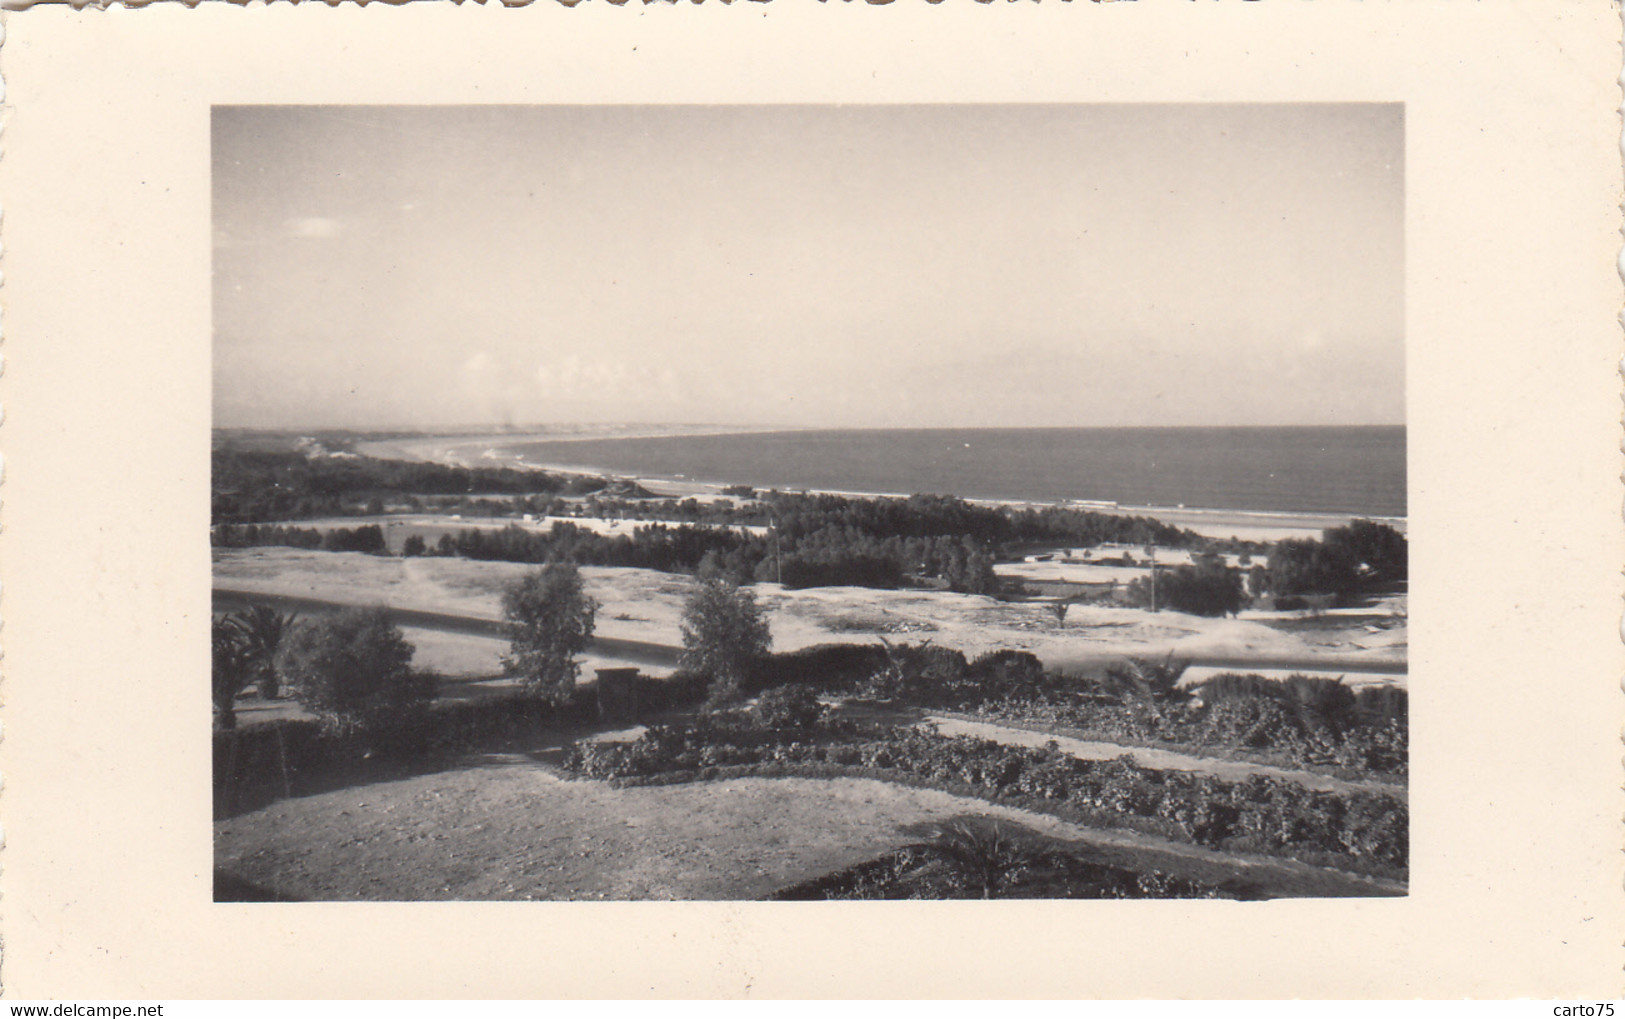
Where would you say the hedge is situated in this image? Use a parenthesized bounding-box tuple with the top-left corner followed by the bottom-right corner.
(562, 722, 1408, 874)
(767, 841, 1236, 900)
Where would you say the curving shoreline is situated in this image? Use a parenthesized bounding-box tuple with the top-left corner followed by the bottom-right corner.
(354, 429, 1403, 542)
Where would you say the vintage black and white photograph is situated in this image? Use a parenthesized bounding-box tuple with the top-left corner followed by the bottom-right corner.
(209, 103, 1408, 903)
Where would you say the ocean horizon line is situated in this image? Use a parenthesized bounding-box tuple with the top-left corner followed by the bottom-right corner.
(219, 421, 1406, 437)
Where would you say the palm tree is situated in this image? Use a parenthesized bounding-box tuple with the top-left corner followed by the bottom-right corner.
(909, 819, 1030, 899)
(1101, 653, 1191, 726)
(228, 604, 298, 699)
(212, 618, 256, 730)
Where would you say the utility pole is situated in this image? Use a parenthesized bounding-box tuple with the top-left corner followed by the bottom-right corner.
(1147, 544, 1158, 612)
(768, 506, 782, 585)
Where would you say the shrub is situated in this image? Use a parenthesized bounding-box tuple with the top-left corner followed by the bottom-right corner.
(1101, 655, 1192, 724)
(276, 608, 434, 736)
(864, 640, 969, 703)
(1200, 673, 1361, 740)
(562, 723, 1408, 872)
(636, 670, 711, 713)
(752, 685, 825, 731)
(750, 643, 890, 696)
(906, 819, 1031, 899)
(967, 650, 1046, 703)
(1355, 684, 1408, 726)
(1279, 675, 1359, 734)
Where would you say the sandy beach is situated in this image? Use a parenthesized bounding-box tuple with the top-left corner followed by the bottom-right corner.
(353, 430, 1402, 543)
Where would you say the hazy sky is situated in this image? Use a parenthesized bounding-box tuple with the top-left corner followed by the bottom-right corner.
(214, 104, 1403, 430)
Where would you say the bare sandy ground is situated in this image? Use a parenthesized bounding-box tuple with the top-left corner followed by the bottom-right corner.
(214, 768, 1401, 900)
(289, 514, 767, 554)
(1001, 547, 1256, 585)
(214, 548, 1406, 683)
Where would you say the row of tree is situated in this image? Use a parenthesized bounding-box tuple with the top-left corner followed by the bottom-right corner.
(561, 489, 1200, 551)
(211, 449, 599, 523)
(212, 563, 773, 731)
(439, 522, 1002, 594)
(212, 523, 388, 554)
(1080, 519, 1407, 618)
(212, 604, 432, 732)
(213, 449, 1207, 550)
(214, 516, 1405, 611)
(1253, 519, 1408, 599)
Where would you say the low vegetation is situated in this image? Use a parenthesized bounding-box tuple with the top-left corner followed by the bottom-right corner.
(768, 817, 1236, 900)
(210, 455, 1408, 899)
(728, 642, 1406, 778)
(562, 719, 1408, 875)
(211, 448, 587, 523)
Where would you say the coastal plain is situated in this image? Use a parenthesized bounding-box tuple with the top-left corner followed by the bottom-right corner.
(214, 430, 1408, 902)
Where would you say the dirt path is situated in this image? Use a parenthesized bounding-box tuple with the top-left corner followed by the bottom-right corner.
(216, 765, 1402, 901)
(922, 714, 1406, 800)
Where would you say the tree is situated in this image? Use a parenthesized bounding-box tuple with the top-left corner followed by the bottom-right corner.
(680, 577, 772, 709)
(276, 608, 432, 735)
(1244, 563, 1267, 597)
(402, 534, 428, 557)
(212, 617, 255, 731)
(958, 545, 1000, 596)
(1322, 519, 1408, 585)
(227, 604, 299, 699)
(1126, 561, 1244, 617)
(1267, 537, 1358, 598)
(501, 563, 598, 703)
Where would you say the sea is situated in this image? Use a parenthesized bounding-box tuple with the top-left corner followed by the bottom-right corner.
(503, 426, 1406, 518)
